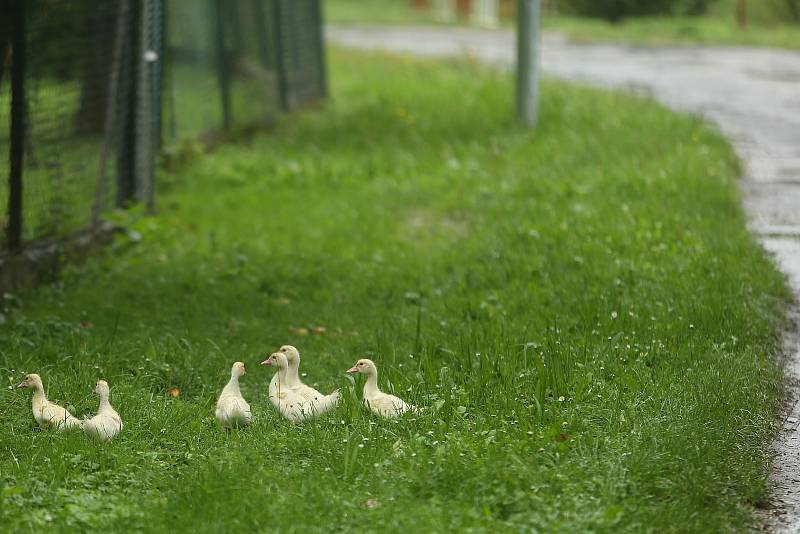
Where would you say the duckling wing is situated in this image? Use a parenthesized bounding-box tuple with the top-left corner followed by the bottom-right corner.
(215, 395, 252, 428)
(367, 393, 413, 418)
(40, 402, 82, 431)
(83, 414, 123, 441)
(295, 384, 341, 415)
(274, 390, 319, 423)
(289, 382, 322, 402)
(311, 389, 341, 415)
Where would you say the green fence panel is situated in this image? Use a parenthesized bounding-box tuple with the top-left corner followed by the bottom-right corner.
(1, 0, 326, 253)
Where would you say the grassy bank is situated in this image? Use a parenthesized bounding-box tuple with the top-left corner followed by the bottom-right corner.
(0, 48, 790, 531)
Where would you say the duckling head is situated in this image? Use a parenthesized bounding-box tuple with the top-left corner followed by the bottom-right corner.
(275, 353, 289, 370)
(261, 352, 289, 368)
(278, 345, 300, 366)
(94, 379, 110, 396)
(347, 359, 376, 375)
(16, 373, 42, 389)
(231, 361, 246, 378)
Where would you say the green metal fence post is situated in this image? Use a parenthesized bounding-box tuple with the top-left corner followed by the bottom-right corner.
(152, 0, 164, 154)
(137, 0, 153, 212)
(7, 0, 26, 251)
(311, 0, 327, 99)
(116, 0, 139, 207)
(272, 0, 290, 112)
(516, 0, 540, 127)
(137, 0, 162, 213)
(253, 0, 271, 68)
(214, 0, 232, 129)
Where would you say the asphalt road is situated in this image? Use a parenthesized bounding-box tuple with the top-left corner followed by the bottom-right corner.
(328, 25, 800, 532)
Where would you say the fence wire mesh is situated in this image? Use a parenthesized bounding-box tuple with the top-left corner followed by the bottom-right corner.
(163, 0, 225, 142)
(1, 0, 325, 253)
(1, 0, 126, 247)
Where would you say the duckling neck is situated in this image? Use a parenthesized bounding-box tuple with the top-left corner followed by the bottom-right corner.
(270, 366, 289, 396)
(222, 375, 242, 397)
(98, 392, 112, 412)
(275, 365, 290, 390)
(31, 385, 47, 410)
(364, 370, 380, 398)
(285, 358, 301, 387)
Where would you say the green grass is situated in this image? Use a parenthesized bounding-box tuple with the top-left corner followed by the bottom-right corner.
(0, 48, 791, 532)
(324, 0, 800, 50)
(542, 13, 800, 49)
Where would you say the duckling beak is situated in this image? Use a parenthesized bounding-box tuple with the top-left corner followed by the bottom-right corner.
(346, 366, 358, 374)
(261, 357, 274, 366)
(15, 381, 27, 388)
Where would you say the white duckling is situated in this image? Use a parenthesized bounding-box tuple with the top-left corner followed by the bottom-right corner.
(261, 352, 319, 423)
(271, 345, 340, 415)
(347, 359, 416, 418)
(215, 362, 252, 431)
(83, 379, 123, 441)
(16, 373, 82, 431)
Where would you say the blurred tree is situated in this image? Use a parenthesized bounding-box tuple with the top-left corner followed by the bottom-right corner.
(736, 0, 746, 28)
(785, 0, 800, 21)
(558, 0, 713, 20)
(678, 0, 713, 15)
(0, 10, 10, 90)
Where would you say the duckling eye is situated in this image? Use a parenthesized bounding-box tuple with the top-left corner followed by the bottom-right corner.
(358, 363, 364, 367)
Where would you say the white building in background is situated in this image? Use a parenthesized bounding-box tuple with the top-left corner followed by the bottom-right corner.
(471, 0, 500, 27)
(432, 0, 456, 22)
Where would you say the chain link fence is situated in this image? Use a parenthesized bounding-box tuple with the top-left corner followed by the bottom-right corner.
(1, 0, 326, 254)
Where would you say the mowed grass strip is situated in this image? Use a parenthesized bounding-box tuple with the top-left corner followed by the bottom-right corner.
(0, 49, 790, 532)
